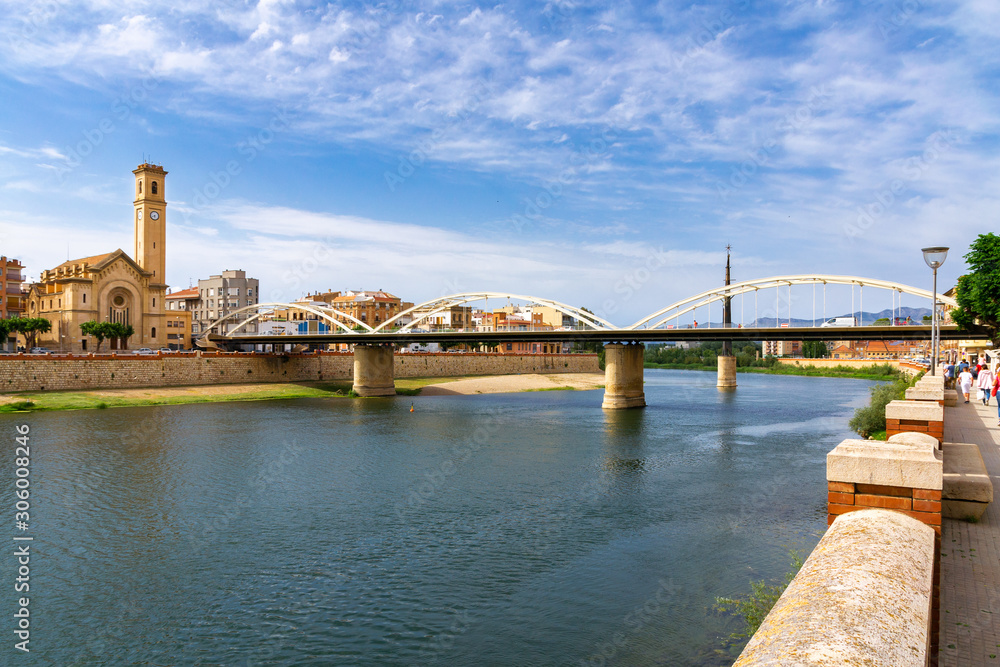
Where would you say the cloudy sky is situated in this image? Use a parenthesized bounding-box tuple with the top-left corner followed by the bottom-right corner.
(0, 0, 996, 325)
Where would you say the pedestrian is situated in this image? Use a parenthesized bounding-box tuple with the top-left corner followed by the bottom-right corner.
(994, 371, 1000, 426)
(978, 364, 995, 406)
(958, 366, 974, 403)
(945, 362, 955, 389)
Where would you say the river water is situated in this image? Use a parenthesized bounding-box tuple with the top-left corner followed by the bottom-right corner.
(1, 369, 873, 666)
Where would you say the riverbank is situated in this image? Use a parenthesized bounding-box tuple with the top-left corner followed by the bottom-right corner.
(0, 373, 606, 412)
(643, 361, 905, 381)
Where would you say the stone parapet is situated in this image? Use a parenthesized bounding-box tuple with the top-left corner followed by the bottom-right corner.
(734, 509, 936, 667)
(885, 399, 944, 443)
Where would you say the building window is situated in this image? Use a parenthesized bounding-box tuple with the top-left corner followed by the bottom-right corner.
(138, 181, 143, 195)
(82, 293, 87, 304)
(152, 181, 158, 195)
(151, 327, 156, 338)
(152, 298, 156, 308)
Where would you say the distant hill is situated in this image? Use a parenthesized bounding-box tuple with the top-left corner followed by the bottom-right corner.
(688, 306, 932, 329)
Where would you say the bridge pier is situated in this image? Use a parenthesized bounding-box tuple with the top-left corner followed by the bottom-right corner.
(602, 343, 646, 409)
(352, 344, 396, 397)
(717, 355, 737, 390)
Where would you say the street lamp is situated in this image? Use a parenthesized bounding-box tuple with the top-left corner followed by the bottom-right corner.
(922, 246, 949, 376)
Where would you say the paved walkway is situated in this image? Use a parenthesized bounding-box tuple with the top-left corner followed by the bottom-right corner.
(940, 398, 1000, 666)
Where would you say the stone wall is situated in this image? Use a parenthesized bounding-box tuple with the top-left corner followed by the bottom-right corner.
(0, 352, 600, 393)
(734, 509, 936, 667)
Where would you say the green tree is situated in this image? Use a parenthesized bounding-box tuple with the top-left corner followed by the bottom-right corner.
(952, 233, 1000, 347)
(80, 320, 115, 352)
(10, 317, 52, 349)
(873, 317, 890, 326)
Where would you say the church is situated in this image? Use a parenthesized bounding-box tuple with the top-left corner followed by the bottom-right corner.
(26, 163, 168, 352)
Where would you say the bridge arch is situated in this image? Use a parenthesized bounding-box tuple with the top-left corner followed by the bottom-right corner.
(373, 292, 617, 333)
(199, 302, 373, 339)
(627, 275, 958, 330)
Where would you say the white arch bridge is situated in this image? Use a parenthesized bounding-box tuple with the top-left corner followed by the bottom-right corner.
(198, 275, 973, 348)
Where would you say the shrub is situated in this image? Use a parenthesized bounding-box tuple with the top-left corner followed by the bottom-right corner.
(716, 551, 804, 644)
(849, 377, 911, 438)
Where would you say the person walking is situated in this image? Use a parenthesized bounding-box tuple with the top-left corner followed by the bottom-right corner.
(978, 364, 995, 406)
(958, 366, 974, 403)
(994, 371, 1000, 426)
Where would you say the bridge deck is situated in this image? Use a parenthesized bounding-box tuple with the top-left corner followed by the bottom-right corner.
(212, 324, 976, 346)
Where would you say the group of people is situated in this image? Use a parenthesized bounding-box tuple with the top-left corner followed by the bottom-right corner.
(949, 357, 1000, 425)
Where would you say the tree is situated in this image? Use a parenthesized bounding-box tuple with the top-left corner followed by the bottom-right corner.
(80, 320, 112, 352)
(802, 341, 829, 359)
(10, 317, 51, 349)
(952, 233, 1000, 347)
(873, 317, 890, 326)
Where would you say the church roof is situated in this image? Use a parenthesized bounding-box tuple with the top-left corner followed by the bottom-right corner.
(52, 252, 114, 271)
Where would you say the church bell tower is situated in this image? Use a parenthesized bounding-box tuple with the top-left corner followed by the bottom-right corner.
(133, 163, 167, 286)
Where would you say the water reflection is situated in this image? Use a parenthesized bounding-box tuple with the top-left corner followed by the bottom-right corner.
(1, 370, 871, 666)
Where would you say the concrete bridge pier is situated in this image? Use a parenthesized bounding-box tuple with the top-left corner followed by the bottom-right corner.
(352, 344, 396, 397)
(717, 355, 737, 390)
(602, 343, 646, 409)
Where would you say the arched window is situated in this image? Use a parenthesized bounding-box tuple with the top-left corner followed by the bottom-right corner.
(138, 181, 143, 195)
(151, 181, 158, 195)
(151, 327, 157, 338)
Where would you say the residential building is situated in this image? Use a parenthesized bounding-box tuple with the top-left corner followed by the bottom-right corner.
(312, 290, 413, 329)
(762, 340, 802, 357)
(165, 287, 199, 349)
(189, 270, 260, 336)
(1, 256, 25, 320)
(23, 163, 169, 352)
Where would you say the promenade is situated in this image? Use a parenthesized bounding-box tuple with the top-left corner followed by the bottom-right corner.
(941, 398, 1000, 666)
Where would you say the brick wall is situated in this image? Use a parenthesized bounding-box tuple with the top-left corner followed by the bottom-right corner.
(0, 352, 600, 393)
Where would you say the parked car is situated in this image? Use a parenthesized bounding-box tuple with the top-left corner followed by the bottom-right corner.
(28, 347, 51, 354)
(158, 348, 173, 353)
(135, 348, 155, 355)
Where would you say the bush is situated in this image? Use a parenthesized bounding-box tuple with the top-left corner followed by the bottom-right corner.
(849, 377, 912, 438)
(715, 551, 804, 644)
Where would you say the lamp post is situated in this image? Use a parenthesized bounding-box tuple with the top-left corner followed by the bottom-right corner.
(921, 246, 949, 376)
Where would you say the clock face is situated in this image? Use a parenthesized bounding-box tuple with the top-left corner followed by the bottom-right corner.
(150, 210, 160, 221)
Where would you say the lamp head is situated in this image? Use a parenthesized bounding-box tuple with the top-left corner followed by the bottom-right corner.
(922, 246, 949, 270)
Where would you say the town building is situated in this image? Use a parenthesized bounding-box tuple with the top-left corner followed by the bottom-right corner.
(309, 290, 413, 329)
(164, 287, 199, 350)
(762, 340, 802, 357)
(1, 256, 25, 320)
(23, 163, 169, 352)
(189, 270, 260, 336)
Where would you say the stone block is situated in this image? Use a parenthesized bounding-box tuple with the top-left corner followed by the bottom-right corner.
(942, 442, 993, 504)
(884, 399, 943, 423)
(827, 433, 942, 490)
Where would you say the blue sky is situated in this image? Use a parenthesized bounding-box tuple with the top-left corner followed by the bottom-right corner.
(0, 0, 997, 325)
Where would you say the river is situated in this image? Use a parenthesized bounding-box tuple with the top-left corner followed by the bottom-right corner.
(1, 369, 873, 666)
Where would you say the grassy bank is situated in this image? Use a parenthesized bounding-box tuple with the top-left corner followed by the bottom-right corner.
(0, 374, 569, 413)
(643, 362, 906, 381)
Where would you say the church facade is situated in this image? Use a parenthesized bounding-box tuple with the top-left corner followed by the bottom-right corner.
(25, 164, 169, 352)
